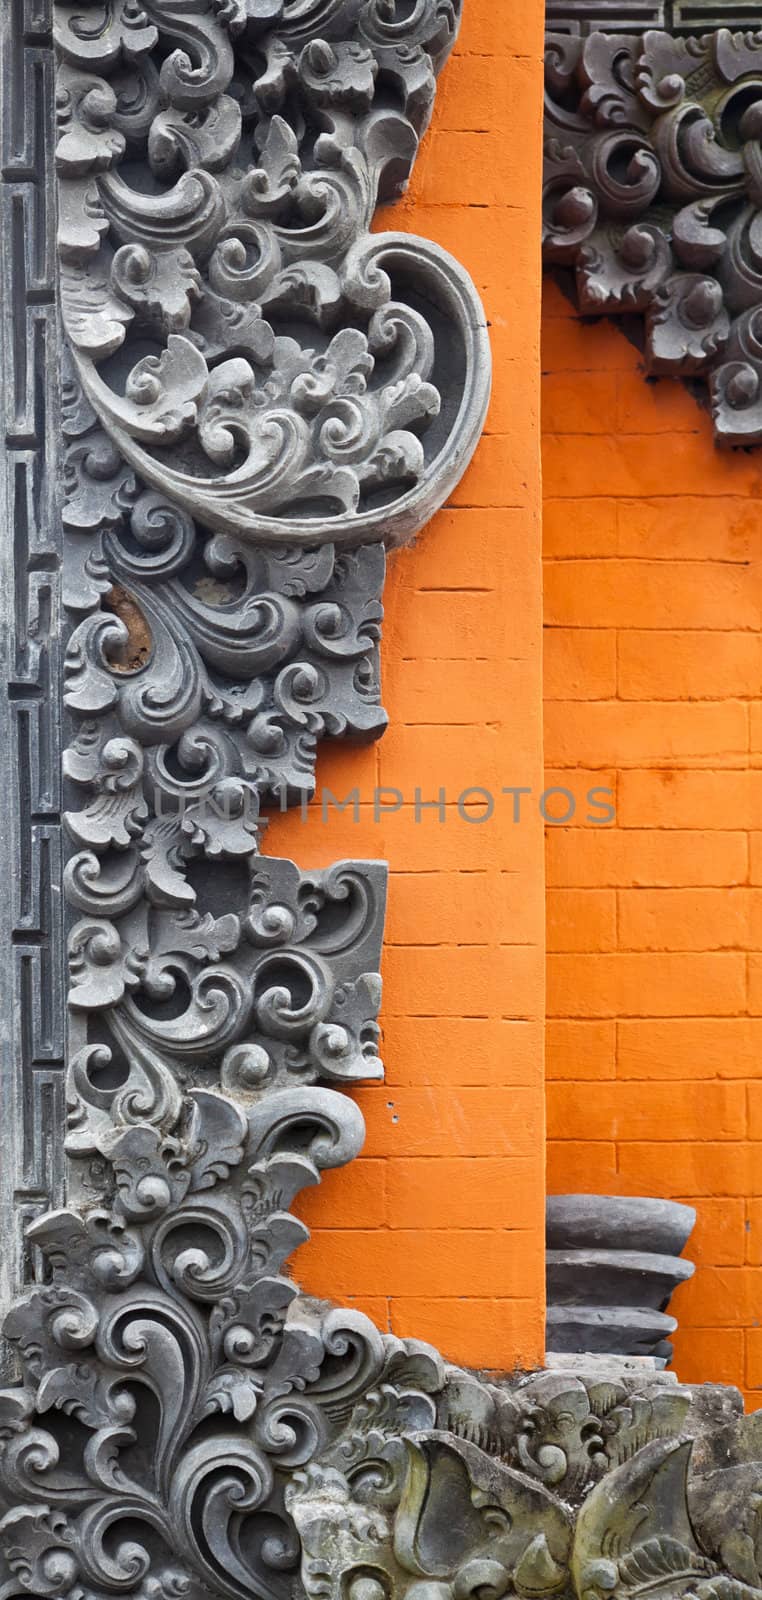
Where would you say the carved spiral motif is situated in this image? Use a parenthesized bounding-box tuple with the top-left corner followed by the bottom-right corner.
(8, 9, 762, 1600)
(544, 26, 762, 443)
(56, 0, 490, 546)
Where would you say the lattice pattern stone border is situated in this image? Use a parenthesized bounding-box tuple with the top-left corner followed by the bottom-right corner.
(0, 0, 65, 1378)
(546, 2, 762, 35)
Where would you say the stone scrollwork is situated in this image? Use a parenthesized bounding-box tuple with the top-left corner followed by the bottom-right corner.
(544, 24, 762, 444)
(5, 3, 762, 1600)
(54, 0, 491, 546)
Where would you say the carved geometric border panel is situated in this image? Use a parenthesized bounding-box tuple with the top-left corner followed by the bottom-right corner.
(0, 0, 65, 1374)
(546, 2, 762, 33)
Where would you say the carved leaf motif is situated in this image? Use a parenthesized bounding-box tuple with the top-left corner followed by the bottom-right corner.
(62, 425, 138, 526)
(203, 1368, 262, 1422)
(141, 817, 196, 908)
(88, 333, 209, 443)
(54, 0, 489, 545)
(55, 66, 126, 176)
(543, 27, 762, 445)
(618, 1538, 715, 1592)
(0, 1505, 80, 1598)
(36, 1362, 136, 1429)
(68, 917, 147, 1009)
(573, 1440, 708, 1600)
(150, 909, 242, 966)
(111, 244, 203, 334)
(148, 94, 242, 178)
(55, 2, 159, 70)
(185, 1090, 248, 1191)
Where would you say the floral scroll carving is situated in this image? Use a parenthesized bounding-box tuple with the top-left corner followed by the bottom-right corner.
(543, 24, 762, 444)
(4, 4, 762, 1600)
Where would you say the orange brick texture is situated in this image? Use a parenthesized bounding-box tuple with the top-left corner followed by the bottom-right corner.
(264, 4, 548, 1372)
(543, 275, 762, 1407)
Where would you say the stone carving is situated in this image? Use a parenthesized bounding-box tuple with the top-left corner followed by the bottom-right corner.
(546, 1196, 696, 1362)
(0, 0, 66, 1369)
(4, 3, 762, 1600)
(543, 22, 762, 444)
(289, 1366, 762, 1600)
(54, 0, 490, 548)
(546, 2, 762, 35)
(10, 1310, 762, 1600)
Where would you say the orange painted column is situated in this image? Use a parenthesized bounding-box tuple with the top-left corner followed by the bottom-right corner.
(266, 1, 548, 1372)
(542, 274, 762, 1407)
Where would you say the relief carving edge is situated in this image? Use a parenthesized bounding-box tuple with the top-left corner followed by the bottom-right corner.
(543, 24, 762, 445)
(3, 7, 762, 1600)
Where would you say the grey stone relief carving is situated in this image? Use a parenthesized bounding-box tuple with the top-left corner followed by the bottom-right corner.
(5, 6, 762, 1600)
(546, 1196, 696, 1364)
(55, 0, 490, 549)
(543, 19, 762, 444)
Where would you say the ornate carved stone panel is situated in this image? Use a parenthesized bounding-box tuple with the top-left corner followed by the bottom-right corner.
(54, 0, 490, 549)
(543, 20, 762, 444)
(4, 5, 762, 1600)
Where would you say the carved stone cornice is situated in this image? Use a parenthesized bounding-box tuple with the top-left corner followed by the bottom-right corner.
(543, 23, 762, 444)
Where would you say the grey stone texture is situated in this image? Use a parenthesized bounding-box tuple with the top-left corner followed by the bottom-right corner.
(547, 1196, 696, 1363)
(55, 0, 491, 549)
(0, 0, 66, 1379)
(2, 4, 762, 1600)
(544, 22, 762, 444)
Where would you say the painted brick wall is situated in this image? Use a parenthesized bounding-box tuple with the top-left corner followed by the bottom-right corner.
(543, 274, 762, 1407)
(266, 2, 548, 1373)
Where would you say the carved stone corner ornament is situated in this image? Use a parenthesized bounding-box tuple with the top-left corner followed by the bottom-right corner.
(543, 19, 762, 445)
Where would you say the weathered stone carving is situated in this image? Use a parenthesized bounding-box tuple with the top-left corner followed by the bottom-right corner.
(10, 1311, 762, 1600)
(288, 1367, 762, 1600)
(5, 3, 762, 1600)
(543, 22, 762, 444)
(54, 0, 490, 547)
(546, 1196, 696, 1362)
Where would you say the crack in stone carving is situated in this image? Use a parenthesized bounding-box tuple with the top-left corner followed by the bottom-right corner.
(0, 0, 66, 1360)
(543, 22, 762, 445)
(4, 4, 762, 1600)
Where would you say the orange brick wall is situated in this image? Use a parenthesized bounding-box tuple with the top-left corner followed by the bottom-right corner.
(266, 3, 548, 1373)
(543, 274, 762, 1406)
